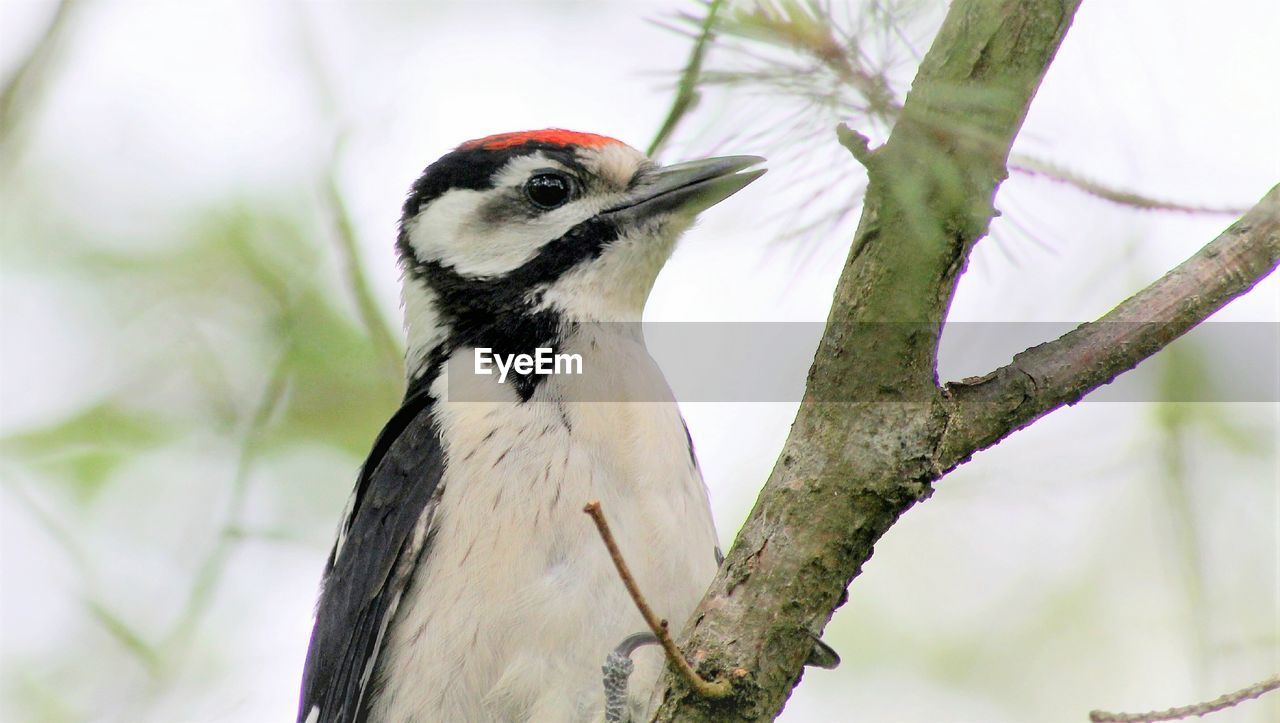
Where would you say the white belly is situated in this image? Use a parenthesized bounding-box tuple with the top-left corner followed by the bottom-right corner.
(369, 334, 718, 722)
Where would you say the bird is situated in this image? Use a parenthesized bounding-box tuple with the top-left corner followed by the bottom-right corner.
(297, 129, 769, 723)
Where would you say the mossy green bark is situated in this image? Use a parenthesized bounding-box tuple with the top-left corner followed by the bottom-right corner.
(651, 1, 1085, 719)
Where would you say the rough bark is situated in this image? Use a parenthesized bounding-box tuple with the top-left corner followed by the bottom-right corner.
(649, 0, 1280, 720)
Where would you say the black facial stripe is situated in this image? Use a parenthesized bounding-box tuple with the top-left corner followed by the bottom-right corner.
(400, 214, 621, 401)
(478, 191, 542, 225)
(400, 213, 619, 306)
(400, 143, 592, 222)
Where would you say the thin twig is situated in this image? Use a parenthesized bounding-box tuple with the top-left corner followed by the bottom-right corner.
(582, 500, 733, 699)
(85, 599, 163, 677)
(1089, 673, 1280, 722)
(647, 0, 725, 158)
(1010, 154, 1248, 216)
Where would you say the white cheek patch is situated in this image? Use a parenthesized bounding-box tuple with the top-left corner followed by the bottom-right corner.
(406, 190, 582, 278)
(405, 154, 624, 279)
(405, 189, 544, 277)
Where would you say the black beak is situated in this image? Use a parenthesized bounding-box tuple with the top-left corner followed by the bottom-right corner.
(603, 155, 766, 221)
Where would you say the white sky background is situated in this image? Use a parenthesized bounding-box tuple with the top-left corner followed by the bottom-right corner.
(1, 1, 1278, 721)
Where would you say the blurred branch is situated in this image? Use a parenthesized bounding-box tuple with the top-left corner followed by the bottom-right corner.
(680, 0, 1236, 253)
(85, 599, 162, 678)
(1152, 351, 1212, 691)
(294, 6, 404, 385)
(4, 479, 90, 576)
(6, 468, 161, 677)
(691, 0, 904, 124)
(939, 183, 1280, 467)
(0, 0, 80, 154)
(1011, 154, 1249, 215)
(162, 358, 289, 659)
(1089, 673, 1280, 723)
(322, 162, 404, 384)
(724, 0, 898, 118)
(647, 0, 724, 158)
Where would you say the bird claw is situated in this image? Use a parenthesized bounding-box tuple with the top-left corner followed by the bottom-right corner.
(601, 632, 660, 723)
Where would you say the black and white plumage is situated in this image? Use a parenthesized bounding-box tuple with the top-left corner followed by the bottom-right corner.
(298, 130, 766, 722)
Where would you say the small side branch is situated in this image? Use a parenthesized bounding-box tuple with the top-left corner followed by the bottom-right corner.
(1089, 673, 1280, 723)
(940, 183, 1280, 469)
(836, 123, 876, 168)
(582, 501, 733, 699)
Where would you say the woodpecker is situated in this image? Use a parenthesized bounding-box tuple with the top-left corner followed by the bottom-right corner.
(298, 129, 785, 723)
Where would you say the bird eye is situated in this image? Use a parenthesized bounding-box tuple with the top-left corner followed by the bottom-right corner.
(524, 172, 573, 210)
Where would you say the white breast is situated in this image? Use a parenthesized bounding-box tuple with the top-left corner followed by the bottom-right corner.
(369, 327, 718, 722)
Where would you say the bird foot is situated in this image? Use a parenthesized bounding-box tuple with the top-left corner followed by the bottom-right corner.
(601, 632, 660, 723)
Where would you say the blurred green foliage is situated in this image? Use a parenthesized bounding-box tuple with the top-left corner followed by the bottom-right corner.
(3, 403, 173, 506)
(2, 182, 404, 717)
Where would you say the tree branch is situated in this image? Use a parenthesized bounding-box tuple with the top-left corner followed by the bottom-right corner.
(1089, 673, 1280, 723)
(939, 183, 1280, 469)
(648, 0, 1279, 718)
(652, 1, 1085, 719)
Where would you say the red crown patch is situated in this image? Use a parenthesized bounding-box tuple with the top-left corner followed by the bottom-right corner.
(459, 129, 623, 151)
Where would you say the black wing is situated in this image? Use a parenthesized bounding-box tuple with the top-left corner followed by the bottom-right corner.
(298, 390, 445, 723)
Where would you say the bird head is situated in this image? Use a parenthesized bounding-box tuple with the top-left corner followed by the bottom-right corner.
(395, 129, 764, 392)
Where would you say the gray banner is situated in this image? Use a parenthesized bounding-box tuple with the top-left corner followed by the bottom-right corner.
(443, 322, 1279, 403)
